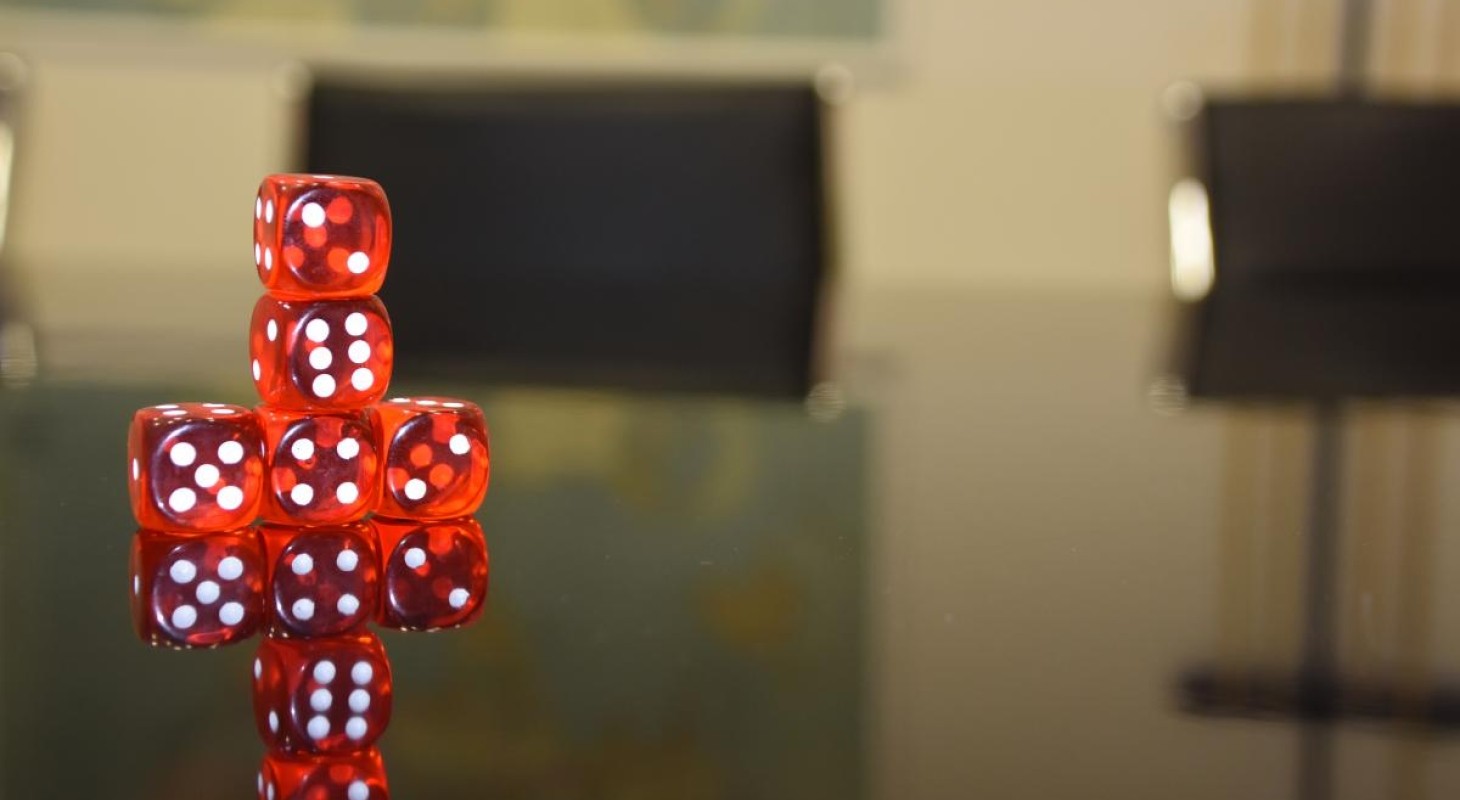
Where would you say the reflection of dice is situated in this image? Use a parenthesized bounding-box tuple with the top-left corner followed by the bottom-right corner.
(130, 528, 265, 649)
(260, 523, 379, 639)
(250, 295, 394, 411)
(259, 748, 388, 800)
(253, 174, 391, 299)
(252, 632, 393, 755)
(258, 407, 380, 525)
(374, 517, 489, 632)
(373, 398, 490, 520)
(128, 403, 264, 532)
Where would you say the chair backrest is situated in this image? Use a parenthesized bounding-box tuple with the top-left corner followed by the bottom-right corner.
(1171, 99, 1460, 399)
(306, 81, 830, 398)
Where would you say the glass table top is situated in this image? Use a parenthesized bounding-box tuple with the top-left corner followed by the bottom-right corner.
(0, 381, 864, 800)
(5, 290, 1460, 799)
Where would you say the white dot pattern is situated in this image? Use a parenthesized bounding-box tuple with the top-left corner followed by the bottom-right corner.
(310, 688, 332, 712)
(449, 588, 471, 609)
(216, 486, 244, 510)
(220, 602, 244, 625)
(194, 464, 219, 488)
(218, 556, 243, 580)
(346, 717, 368, 740)
(170, 442, 196, 467)
(291, 438, 315, 461)
(349, 688, 371, 713)
(301, 202, 325, 227)
(171, 605, 197, 629)
(337, 438, 360, 459)
(218, 441, 245, 464)
(293, 598, 315, 620)
(170, 560, 197, 584)
(290, 483, 315, 506)
(307, 715, 330, 740)
(168, 488, 196, 513)
(337, 593, 360, 615)
(305, 319, 330, 343)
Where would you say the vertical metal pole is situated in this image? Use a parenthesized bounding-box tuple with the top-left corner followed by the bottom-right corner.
(1297, 403, 1343, 800)
(1294, 4, 1370, 797)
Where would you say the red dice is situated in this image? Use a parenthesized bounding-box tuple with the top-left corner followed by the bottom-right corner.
(131, 528, 266, 648)
(254, 174, 392, 299)
(259, 748, 388, 800)
(250, 295, 394, 411)
(252, 632, 393, 755)
(258, 407, 380, 525)
(128, 403, 264, 533)
(374, 517, 489, 631)
(373, 398, 490, 520)
(259, 523, 380, 639)
(130, 174, 497, 796)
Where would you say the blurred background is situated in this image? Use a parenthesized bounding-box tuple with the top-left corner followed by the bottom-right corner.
(6, 1, 1460, 798)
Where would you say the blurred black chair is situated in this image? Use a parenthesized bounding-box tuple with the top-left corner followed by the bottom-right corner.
(1169, 98, 1460, 399)
(306, 80, 831, 399)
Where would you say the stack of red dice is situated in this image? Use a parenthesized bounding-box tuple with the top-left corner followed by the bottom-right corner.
(127, 174, 492, 800)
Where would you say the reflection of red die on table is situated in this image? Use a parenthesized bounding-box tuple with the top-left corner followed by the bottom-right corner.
(375, 516, 489, 632)
(259, 523, 380, 640)
(252, 632, 393, 756)
(259, 747, 389, 800)
(130, 527, 265, 649)
(128, 174, 492, 792)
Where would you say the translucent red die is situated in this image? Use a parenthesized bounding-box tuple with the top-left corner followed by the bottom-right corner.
(373, 516, 488, 631)
(259, 523, 379, 638)
(372, 398, 490, 520)
(130, 527, 265, 649)
(128, 403, 264, 532)
(258, 407, 380, 525)
(250, 296, 394, 411)
(252, 632, 393, 755)
(253, 174, 392, 299)
(259, 748, 388, 800)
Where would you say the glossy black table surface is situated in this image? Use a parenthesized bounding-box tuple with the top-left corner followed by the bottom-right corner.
(0, 380, 864, 799)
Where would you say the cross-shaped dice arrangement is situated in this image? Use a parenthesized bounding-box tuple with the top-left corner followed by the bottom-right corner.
(126, 174, 492, 800)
